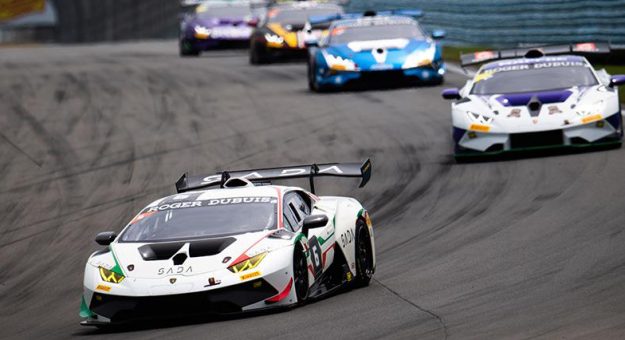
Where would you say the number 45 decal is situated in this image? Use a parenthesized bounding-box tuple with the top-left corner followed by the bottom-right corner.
(308, 236, 323, 277)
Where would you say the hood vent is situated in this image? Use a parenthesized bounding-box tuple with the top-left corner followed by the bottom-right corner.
(139, 242, 184, 261)
(189, 237, 236, 257)
(172, 253, 188, 265)
(138, 237, 236, 261)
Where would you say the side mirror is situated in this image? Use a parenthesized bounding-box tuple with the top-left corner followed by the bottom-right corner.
(609, 75, 625, 87)
(432, 29, 446, 40)
(95, 232, 117, 246)
(305, 40, 319, 48)
(302, 215, 328, 236)
(442, 88, 461, 100)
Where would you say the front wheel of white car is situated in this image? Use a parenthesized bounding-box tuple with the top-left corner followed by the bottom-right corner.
(354, 220, 374, 287)
(293, 246, 309, 303)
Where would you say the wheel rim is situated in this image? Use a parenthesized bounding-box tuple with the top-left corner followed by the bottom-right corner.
(357, 227, 373, 278)
(294, 251, 308, 300)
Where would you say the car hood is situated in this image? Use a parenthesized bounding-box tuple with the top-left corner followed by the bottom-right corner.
(325, 39, 436, 70)
(97, 230, 289, 279)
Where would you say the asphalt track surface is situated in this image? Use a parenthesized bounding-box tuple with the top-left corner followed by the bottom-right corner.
(2, 41, 625, 340)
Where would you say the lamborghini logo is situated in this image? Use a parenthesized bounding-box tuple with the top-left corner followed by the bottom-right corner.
(170, 278, 177, 284)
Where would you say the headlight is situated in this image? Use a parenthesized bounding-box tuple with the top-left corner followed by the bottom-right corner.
(228, 252, 267, 273)
(323, 52, 357, 71)
(264, 33, 284, 47)
(99, 267, 125, 284)
(194, 26, 211, 38)
(402, 45, 436, 69)
(466, 111, 494, 124)
(576, 99, 604, 117)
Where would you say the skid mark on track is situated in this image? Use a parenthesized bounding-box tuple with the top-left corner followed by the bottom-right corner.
(374, 278, 448, 339)
(0, 131, 42, 167)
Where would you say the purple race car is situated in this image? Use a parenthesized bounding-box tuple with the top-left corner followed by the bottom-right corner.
(179, 2, 263, 56)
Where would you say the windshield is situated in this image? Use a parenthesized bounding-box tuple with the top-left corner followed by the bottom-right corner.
(471, 64, 598, 95)
(330, 24, 425, 45)
(197, 6, 252, 19)
(120, 197, 277, 242)
(268, 7, 342, 24)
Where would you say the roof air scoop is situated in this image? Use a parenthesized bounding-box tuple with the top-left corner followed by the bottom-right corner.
(223, 177, 255, 188)
(524, 49, 545, 58)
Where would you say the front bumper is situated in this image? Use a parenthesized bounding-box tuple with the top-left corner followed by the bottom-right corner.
(83, 278, 279, 324)
(453, 112, 623, 157)
(316, 64, 445, 88)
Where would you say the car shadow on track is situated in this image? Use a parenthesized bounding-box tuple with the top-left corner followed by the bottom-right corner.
(71, 286, 352, 336)
(454, 143, 622, 164)
(312, 80, 444, 94)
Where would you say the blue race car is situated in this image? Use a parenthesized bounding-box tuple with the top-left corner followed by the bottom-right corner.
(306, 11, 446, 91)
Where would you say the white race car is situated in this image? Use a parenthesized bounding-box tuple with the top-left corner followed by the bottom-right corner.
(80, 160, 374, 326)
(442, 43, 625, 160)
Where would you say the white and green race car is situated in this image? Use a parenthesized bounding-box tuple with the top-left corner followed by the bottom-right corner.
(80, 160, 375, 326)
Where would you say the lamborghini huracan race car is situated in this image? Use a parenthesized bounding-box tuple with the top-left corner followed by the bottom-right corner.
(306, 11, 446, 91)
(442, 43, 625, 160)
(80, 160, 375, 326)
(179, 1, 263, 56)
(249, 1, 343, 64)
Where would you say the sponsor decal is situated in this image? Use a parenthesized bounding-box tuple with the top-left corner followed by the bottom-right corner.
(222, 256, 232, 264)
(127, 264, 134, 271)
(474, 70, 494, 83)
(582, 114, 602, 124)
(574, 42, 597, 52)
(240, 271, 261, 281)
(96, 284, 111, 292)
(170, 278, 177, 284)
(548, 105, 563, 115)
(158, 266, 193, 275)
(206, 197, 272, 206)
(508, 108, 521, 118)
(206, 277, 221, 286)
(469, 123, 490, 132)
(144, 197, 275, 213)
(147, 201, 202, 212)
(331, 27, 345, 36)
(340, 228, 355, 248)
(474, 51, 496, 62)
(532, 118, 539, 124)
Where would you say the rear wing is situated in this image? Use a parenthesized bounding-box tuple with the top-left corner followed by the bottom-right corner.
(175, 159, 372, 194)
(460, 42, 611, 67)
(180, 0, 268, 9)
(308, 9, 422, 27)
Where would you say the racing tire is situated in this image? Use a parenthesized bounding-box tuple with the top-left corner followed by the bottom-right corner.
(250, 42, 268, 65)
(180, 40, 200, 57)
(353, 220, 374, 287)
(293, 246, 309, 303)
(308, 61, 327, 93)
(307, 61, 316, 91)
